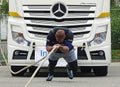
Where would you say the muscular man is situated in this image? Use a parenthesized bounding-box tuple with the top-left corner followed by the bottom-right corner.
(46, 27, 78, 81)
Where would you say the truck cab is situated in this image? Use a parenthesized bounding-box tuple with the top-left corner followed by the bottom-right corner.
(8, 0, 111, 76)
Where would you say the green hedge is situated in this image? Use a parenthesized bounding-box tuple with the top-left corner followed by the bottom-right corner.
(112, 50, 120, 62)
(111, 3, 120, 50)
(111, 3, 120, 62)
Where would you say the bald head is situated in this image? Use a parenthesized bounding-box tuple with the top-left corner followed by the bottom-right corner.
(55, 29, 66, 43)
(55, 30, 66, 38)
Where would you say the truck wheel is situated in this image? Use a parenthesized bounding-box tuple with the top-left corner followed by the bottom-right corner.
(80, 66, 91, 73)
(93, 66, 108, 76)
(11, 66, 27, 76)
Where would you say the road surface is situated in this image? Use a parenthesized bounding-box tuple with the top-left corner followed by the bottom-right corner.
(0, 63, 120, 87)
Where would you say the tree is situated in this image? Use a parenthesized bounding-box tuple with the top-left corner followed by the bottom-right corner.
(112, 0, 120, 6)
(0, 0, 8, 14)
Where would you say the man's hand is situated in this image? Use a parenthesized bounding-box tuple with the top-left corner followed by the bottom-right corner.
(46, 46, 53, 52)
(53, 44, 61, 49)
(46, 44, 61, 52)
(46, 44, 69, 53)
(54, 44, 69, 53)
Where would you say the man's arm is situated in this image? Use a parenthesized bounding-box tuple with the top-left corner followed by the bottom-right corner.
(46, 46, 53, 52)
(59, 45, 69, 53)
(46, 30, 54, 52)
(46, 44, 61, 52)
(46, 42, 72, 53)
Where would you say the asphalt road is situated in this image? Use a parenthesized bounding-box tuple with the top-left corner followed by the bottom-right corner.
(0, 63, 120, 87)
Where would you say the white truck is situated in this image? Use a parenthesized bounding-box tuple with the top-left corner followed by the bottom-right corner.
(8, 0, 111, 76)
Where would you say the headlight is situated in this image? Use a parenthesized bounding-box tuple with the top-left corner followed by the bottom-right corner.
(12, 31, 30, 46)
(89, 32, 107, 46)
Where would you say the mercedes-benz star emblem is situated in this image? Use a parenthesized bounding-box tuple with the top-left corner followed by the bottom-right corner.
(51, 2, 67, 18)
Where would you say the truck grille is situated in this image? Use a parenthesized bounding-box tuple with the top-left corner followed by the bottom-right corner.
(23, 3, 96, 40)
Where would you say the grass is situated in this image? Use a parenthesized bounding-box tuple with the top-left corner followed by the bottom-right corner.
(112, 50, 120, 62)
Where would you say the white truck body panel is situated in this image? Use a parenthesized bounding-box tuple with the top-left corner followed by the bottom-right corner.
(8, 0, 111, 67)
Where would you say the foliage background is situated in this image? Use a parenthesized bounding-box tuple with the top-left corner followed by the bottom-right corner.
(0, 0, 8, 14)
(111, 2, 120, 50)
(110, 1, 120, 61)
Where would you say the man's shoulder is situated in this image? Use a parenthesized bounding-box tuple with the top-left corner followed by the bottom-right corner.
(47, 30, 55, 40)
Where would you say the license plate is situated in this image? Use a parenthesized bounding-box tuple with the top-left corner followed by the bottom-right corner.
(35, 46, 75, 67)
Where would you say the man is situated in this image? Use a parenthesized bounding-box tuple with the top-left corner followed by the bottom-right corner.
(46, 27, 78, 81)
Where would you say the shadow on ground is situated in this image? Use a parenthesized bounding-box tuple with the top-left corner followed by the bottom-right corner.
(22, 68, 96, 77)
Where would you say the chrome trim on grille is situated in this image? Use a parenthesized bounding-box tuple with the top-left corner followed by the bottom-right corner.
(23, 3, 96, 40)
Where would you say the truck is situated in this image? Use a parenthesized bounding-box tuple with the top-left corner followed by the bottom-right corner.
(8, 0, 111, 76)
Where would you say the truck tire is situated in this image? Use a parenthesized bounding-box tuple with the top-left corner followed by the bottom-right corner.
(80, 66, 91, 73)
(93, 66, 108, 76)
(11, 66, 27, 76)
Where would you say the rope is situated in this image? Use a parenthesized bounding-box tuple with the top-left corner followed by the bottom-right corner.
(0, 41, 86, 75)
(0, 43, 47, 75)
(0, 41, 48, 75)
(25, 46, 57, 87)
(0, 41, 57, 87)
(0, 39, 85, 87)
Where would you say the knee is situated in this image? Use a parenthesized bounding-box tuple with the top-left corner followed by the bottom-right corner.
(49, 59, 57, 67)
